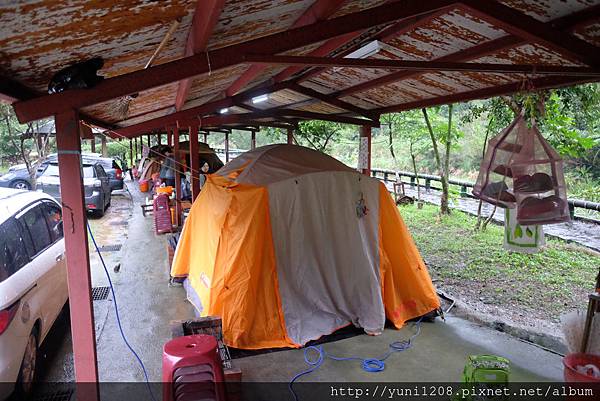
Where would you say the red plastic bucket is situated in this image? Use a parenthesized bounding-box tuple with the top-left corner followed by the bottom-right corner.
(563, 353, 600, 382)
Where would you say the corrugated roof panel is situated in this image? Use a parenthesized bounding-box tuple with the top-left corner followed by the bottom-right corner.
(207, 0, 313, 50)
(0, 0, 196, 92)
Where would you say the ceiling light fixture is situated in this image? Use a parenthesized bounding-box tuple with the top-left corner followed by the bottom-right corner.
(252, 94, 269, 104)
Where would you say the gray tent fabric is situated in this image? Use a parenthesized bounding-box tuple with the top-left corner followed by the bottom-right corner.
(217, 144, 354, 186)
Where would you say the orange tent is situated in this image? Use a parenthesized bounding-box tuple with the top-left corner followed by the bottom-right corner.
(171, 144, 439, 349)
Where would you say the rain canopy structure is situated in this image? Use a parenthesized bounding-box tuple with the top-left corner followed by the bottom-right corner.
(171, 144, 440, 349)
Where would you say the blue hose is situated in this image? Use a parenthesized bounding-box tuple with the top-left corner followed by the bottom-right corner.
(87, 222, 157, 401)
(289, 319, 422, 401)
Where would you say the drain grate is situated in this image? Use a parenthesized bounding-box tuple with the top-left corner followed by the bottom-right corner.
(34, 390, 73, 401)
(91, 286, 110, 301)
(98, 244, 122, 252)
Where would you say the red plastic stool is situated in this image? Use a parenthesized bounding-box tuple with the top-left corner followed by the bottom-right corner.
(153, 194, 173, 234)
(163, 334, 225, 401)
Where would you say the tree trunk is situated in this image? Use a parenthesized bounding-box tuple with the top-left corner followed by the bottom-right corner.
(422, 107, 450, 215)
(410, 142, 420, 202)
(475, 119, 493, 230)
(440, 104, 453, 215)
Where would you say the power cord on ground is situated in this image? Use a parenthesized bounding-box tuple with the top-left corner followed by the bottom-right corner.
(289, 318, 422, 401)
(87, 222, 158, 401)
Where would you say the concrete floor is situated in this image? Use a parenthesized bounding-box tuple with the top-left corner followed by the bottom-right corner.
(94, 181, 195, 382)
(235, 317, 563, 383)
(37, 178, 566, 398)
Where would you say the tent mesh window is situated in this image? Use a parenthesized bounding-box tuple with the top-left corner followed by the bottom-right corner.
(473, 115, 569, 225)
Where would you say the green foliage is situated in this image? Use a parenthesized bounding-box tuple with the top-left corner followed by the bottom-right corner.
(400, 202, 599, 319)
(295, 120, 343, 152)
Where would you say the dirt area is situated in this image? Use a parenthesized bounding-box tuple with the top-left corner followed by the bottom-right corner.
(399, 203, 600, 341)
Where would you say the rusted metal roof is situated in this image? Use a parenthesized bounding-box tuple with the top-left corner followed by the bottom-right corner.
(1, 0, 600, 135)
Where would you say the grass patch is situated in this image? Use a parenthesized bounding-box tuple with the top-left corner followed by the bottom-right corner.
(399, 203, 600, 322)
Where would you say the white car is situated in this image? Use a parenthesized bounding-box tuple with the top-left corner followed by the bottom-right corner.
(0, 188, 67, 399)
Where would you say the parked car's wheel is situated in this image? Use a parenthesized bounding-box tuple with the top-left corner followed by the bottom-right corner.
(16, 329, 38, 396)
(11, 179, 31, 190)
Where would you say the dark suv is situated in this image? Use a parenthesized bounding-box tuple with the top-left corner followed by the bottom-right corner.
(42, 154, 124, 191)
(37, 163, 112, 216)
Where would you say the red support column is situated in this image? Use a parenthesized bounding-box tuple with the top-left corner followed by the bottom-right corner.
(90, 137, 96, 153)
(203, 131, 208, 143)
(167, 128, 173, 147)
(101, 135, 107, 157)
(134, 137, 139, 161)
(251, 130, 256, 150)
(287, 126, 294, 144)
(189, 123, 200, 201)
(54, 110, 99, 400)
(129, 139, 133, 168)
(174, 128, 181, 226)
(359, 125, 371, 176)
(224, 131, 229, 163)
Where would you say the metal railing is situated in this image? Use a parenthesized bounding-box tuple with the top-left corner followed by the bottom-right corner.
(371, 168, 600, 221)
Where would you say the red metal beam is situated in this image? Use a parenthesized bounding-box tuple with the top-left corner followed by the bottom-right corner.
(294, 7, 450, 84)
(247, 55, 600, 76)
(374, 75, 596, 114)
(334, 4, 600, 99)
(272, 31, 362, 83)
(459, 0, 600, 67)
(54, 110, 99, 400)
(111, 82, 292, 137)
(286, 82, 379, 119)
(14, 0, 454, 123)
(174, 0, 226, 111)
(224, 0, 349, 96)
(196, 109, 379, 128)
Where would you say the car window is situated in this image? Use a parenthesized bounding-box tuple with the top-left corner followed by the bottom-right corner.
(112, 160, 121, 170)
(42, 164, 60, 176)
(19, 205, 52, 254)
(0, 219, 31, 283)
(82, 166, 95, 178)
(42, 202, 63, 242)
(96, 165, 107, 178)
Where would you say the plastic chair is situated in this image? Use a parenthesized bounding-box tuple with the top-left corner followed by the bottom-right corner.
(162, 334, 225, 401)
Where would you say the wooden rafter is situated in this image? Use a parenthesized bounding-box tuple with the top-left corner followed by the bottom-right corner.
(460, 0, 600, 67)
(374, 75, 594, 114)
(332, 4, 600, 99)
(14, 0, 455, 123)
(247, 55, 600, 76)
(224, 0, 349, 97)
(174, 0, 226, 111)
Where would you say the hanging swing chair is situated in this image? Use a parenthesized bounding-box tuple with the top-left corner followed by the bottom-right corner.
(473, 113, 570, 225)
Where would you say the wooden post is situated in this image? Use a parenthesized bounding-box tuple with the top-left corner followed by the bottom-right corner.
(287, 126, 294, 144)
(189, 124, 200, 201)
(134, 137, 138, 161)
(203, 131, 208, 143)
(101, 135, 107, 157)
(359, 125, 371, 176)
(167, 128, 173, 147)
(251, 130, 256, 150)
(54, 110, 99, 401)
(174, 128, 181, 226)
(90, 137, 96, 153)
(147, 134, 151, 147)
(224, 131, 230, 163)
(129, 139, 133, 167)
